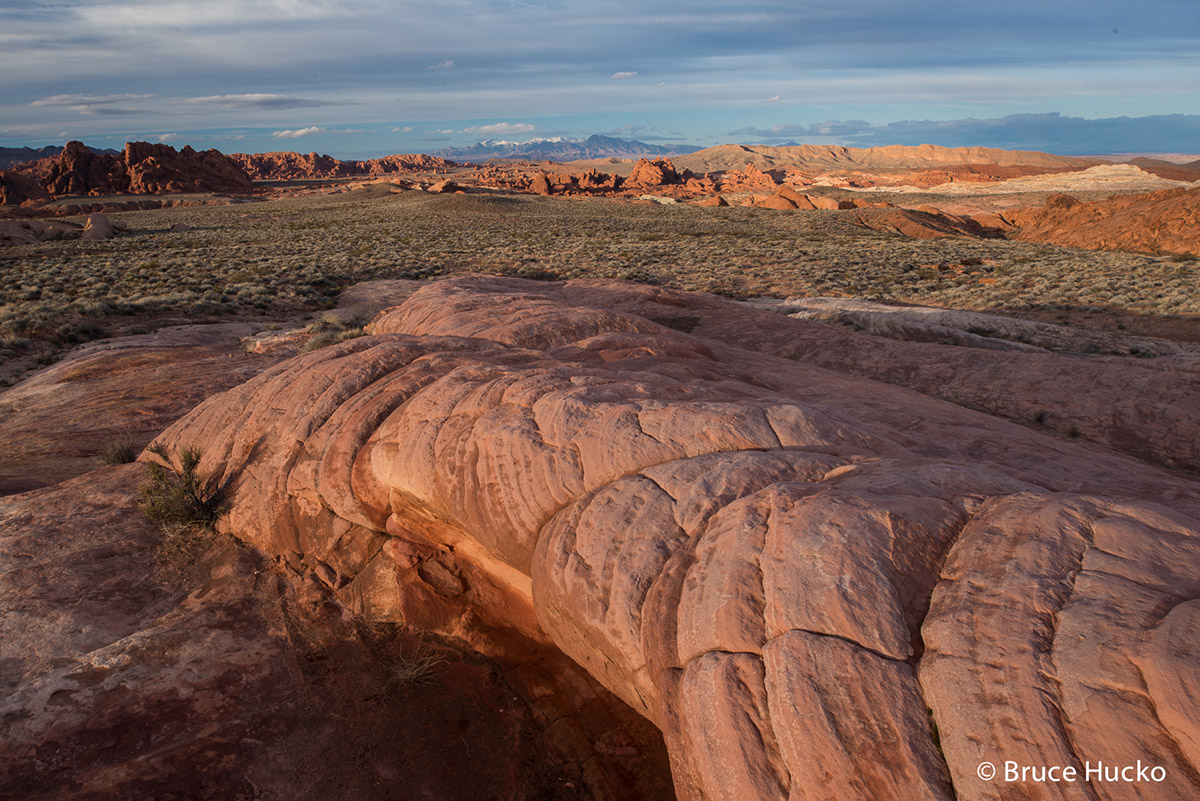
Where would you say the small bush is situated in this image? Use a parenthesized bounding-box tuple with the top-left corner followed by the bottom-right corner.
(302, 314, 366, 351)
(96, 436, 138, 465)
(386, 641, 449, 690)
(140, 443, 224, 531)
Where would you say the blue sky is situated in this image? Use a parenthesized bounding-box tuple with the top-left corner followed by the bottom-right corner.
(1, 0, 1198, 157)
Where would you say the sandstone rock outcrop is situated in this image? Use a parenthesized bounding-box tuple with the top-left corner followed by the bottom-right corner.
(1003, 186, 1200, 255)
(0, 168, 49, 206)
(625, 158, 683, 189)
(673, 142, 1097, 176)
(0, 218, 80, 246)
(2, 141, 255, 204)
(528, 172, 552, 195)
(0, 468, 624, 800)
(717, 162, 780, 192)
(850, 206, 1002, 239)
(753, 185, 857, 211)
(152, 276, 1200, 801)
(80, 212, 119, 240)
(229, 151, 458, 181)
(425, 178, 460, 193)
(0, 322, 278, 495)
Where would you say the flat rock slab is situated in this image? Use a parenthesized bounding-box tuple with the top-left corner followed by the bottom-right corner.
(0, 323, 281, 495)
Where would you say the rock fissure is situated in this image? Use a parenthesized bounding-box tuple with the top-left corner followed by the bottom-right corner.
(134, 276, 1200, 801)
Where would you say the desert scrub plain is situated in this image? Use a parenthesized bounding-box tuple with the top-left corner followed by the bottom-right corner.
(2, 187, 1197, 379)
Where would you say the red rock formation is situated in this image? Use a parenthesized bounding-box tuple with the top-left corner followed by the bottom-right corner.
(4, 141, 254, 202)
(625, 158, 682, 188)
(0, 169, 48, 206)
(674, 142, 1097, 175)
(695, 194, 728, 207)
(849, 207, 998, 239)
(528, 172, 552, 195)
(229, 151, 459, 180)
(152, 276, 1200, 801)
(1002, 187, 1200, 255)
(576, 168, 622, 192)
(0, 218, 81, 246)
(718, 163, 780, 192)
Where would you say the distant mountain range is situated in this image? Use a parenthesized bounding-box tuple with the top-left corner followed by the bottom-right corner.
(0, 144, 121, 169)
(434, 134, 701, 162)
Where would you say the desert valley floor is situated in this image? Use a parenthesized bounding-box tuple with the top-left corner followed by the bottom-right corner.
(2, 142, 1199, 800)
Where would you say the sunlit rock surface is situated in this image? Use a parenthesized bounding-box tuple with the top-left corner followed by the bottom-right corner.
(155, 276, 1200, 800)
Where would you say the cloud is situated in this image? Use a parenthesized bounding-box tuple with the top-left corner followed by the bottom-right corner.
(31, 92, 153, 115)
(728, 120, 873, 139)
(32, 93, 154, 107)
(154, 133, 183, 142)
(271, 126, 326, 138)
(463, 122, 535, 135)
(77, 0, 343, 30)
(609, 71, 637, 80)
(392, 125, 414, 133)
(185, 93, 335, 110)
(762, 95, 781, 104)
(425, 60, 454, 71)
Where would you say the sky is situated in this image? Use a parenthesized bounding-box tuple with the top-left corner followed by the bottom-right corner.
(1, 0, 1198, 158)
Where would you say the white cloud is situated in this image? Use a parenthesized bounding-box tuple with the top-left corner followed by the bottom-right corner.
(77, 0, 342, 30)
(763, 95, 781, 103)
(463, 122, 535, 135)
(32, 93, 154, 107)
(271, 126, 326, 138)
(610, 71, 638, 80)
(155, 133, 183, 142)
(185, 93, 333, 110)
(426, 60, 454, 71)
(392, 125, 414, 133)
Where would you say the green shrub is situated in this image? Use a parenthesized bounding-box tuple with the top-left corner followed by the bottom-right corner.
(140, 443, 224, 530)
(301, 314, 366, 351)
(96, 436, 138, 465)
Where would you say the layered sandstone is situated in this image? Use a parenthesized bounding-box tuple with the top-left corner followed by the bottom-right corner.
(1003, 187, 1200, 255)
(624, 157, 684, 189)
(674, 143, 1096, 175)
(152, 276, 1200, 801)
(229, 151, 458, 181)
(1, 141, 254, 204)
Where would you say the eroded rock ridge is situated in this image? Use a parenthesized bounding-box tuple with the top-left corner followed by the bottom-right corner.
(154, 277, 1200, 801)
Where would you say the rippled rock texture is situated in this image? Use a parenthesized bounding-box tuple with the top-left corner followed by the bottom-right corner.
(155, 276, 1200, 801)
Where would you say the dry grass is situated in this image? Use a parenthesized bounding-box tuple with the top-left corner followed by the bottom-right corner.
(2, 189, 1197, 361)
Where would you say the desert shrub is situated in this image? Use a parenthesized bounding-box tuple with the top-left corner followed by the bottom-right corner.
(302, 314, 366, 351)
(386, 641, 449, 690)
(96, 436, 138, 465)
(140, 443, 224, 531)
